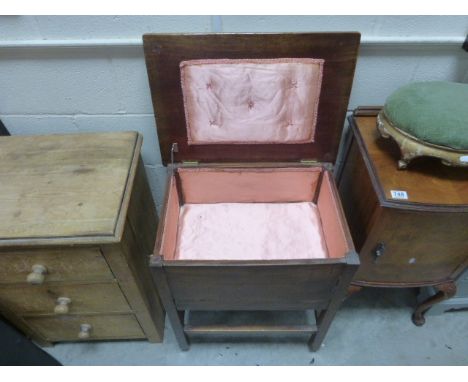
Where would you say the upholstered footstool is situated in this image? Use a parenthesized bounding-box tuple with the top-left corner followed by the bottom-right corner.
(377, 81, 468, 169)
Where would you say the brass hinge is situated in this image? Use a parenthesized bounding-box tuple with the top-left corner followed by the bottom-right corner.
(300, 159, 318, 165)
(300, 159, 334, 171)
(170, 143, 199, 166)
(182, 160, 199, 166)
(170, 143, 178, 168)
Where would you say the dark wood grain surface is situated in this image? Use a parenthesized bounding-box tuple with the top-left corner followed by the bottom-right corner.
(163, 263, 344, 311)
(143, 33, 360, 165)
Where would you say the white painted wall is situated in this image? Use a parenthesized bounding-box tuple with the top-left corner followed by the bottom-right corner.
(1, 16, 467, 210)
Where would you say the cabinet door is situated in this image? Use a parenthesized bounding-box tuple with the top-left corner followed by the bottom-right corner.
(355, 209, 468, 285)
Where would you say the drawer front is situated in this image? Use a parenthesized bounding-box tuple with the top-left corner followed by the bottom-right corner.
(0, 283, 131, 315)
(24, 314, 145, 342)
(0, 248, 114, 284)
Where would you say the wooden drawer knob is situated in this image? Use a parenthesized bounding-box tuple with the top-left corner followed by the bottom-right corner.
(26, 264, 48, 285)
(54, 297, 72, 315)
(78, 323, 92, 339)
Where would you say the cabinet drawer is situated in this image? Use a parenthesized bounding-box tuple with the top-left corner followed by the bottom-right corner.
(0, 248, 114, 284)
(0, 282, 131, 315)
(25, 314, 145, 342)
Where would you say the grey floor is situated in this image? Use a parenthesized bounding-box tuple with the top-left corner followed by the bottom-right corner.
(45, 288, 468, 366)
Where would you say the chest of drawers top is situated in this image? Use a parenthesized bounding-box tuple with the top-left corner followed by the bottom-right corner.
(0, 131, 141, 247)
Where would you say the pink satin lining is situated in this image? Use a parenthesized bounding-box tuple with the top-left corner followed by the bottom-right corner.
(178, 167, 321, 203)
(160, 176, 180, 259)
(317, 172, 349, 262)
(175, 202, 327, 261)
(180, 58, 324, 145)
(158, 167, 349, 261)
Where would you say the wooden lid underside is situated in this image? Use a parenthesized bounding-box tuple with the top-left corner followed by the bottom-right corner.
(143, 33, 360, 165)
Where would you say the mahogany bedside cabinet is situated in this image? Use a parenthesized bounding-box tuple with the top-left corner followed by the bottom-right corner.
(143, 33, 361, 351)
(336, 107, 468, 326)
(0, 131, 164, 346)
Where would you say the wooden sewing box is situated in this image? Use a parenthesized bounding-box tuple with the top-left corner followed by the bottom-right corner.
(143, 33, 361, 351)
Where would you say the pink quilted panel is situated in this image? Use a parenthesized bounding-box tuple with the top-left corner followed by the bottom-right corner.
(180, 58, 324, 145)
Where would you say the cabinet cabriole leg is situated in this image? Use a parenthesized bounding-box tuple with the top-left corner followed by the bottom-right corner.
(412, 282, 457, 326)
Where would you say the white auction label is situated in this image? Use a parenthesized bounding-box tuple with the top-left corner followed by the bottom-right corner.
(390, 190, 408, 200)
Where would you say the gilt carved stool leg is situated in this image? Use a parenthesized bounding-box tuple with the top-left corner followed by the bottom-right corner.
(412, 282, 457, 326)
(397, 152, 418, 170)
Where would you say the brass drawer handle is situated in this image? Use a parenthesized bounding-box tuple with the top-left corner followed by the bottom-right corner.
(26, 264, 48, 285)
(54, 297, 72, 315)
(78, 323, 92, 340)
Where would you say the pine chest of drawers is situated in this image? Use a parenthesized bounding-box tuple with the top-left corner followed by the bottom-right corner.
(0, 131, 164, 346)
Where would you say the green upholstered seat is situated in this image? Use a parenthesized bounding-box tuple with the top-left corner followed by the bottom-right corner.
(383, 81, 468, 150)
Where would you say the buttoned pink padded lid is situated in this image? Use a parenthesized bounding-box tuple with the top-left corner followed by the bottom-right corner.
(180, 58, 324, 145)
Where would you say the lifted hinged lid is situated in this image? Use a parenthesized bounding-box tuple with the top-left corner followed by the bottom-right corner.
(143, 33, 360, 165)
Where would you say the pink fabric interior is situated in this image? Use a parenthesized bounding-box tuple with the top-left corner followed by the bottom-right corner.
(180, 58, 324, 145)
(158, 167, 347, 261)
(317, 172, 350, 259)
(160, 176, 180, 258)
(177, 167, 321, 203)
(175, 202, 327, 261)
